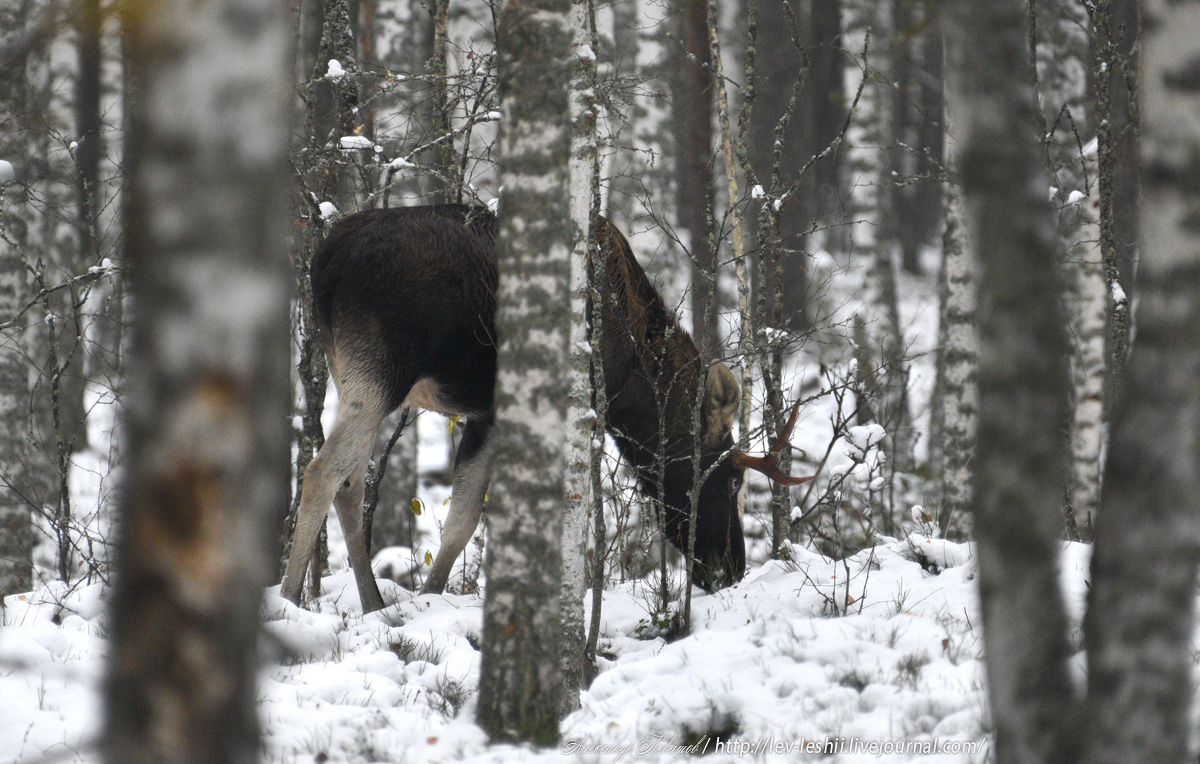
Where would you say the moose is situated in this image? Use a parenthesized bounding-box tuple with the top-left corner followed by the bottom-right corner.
(280, 204, 806, 613)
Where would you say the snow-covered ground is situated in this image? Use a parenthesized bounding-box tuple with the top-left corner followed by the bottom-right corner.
(3, 532, 1093, 763)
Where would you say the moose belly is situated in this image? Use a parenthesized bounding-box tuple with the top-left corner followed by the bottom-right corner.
(404, 377, 454, 416)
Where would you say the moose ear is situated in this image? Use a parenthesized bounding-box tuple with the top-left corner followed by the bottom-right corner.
(702, 361, 740, 446)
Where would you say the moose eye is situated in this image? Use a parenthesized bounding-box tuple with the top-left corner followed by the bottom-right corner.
(730, 476, 743, 494)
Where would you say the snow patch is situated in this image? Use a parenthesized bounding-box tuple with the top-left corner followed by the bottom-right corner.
(339, 135, 375, 151)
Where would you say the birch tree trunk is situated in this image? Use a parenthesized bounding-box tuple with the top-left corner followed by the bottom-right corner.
(1033, 0, 1106, 539)
(476, 0, 572, 742)
(1063, 152, 1106, 541)
(431, 0, 454, 202)
(605, 0, 685, 313)
(891, 2, 943, 275)
(561, 0, 598, 716)
(104, 0, 292, 760)
(0, 3, 37, 599)
(745, 0, 811, 335)
(809, 0, 845, 231)
(933, 134, 977, 541)
(944, 0, 1078, 761)
(1080, 2, 1200, 759)
(0, 270, 32, 598)
(842, 0, 911, 468)
(1098, 0, 1138, 421)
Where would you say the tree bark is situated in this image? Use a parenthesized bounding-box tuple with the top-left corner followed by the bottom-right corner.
(843, 0, 911, 468)
(287, 0, 359, 587)
(0, 0, 39, 600)
(1032, 0, 1105, 539)
(1080, 1, 1200, 760)
(1099, 0, 1138, 422)
(104, 0, 293, 761)
(677, 0, 716, 349)
(745, 0, 811, 334)
(606, 0, 684, 306)
(944, 0, 1078, 761)
(365, 409, 417, 553)
(476, 0, 573, 743)
(933, 118, 977, 541)
(891, 1, 943, 275)
(561, 0, 599, 716)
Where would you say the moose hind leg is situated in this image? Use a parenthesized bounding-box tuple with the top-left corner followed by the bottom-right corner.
(280, 388, 388, 607)
(419, 417, 495, 595)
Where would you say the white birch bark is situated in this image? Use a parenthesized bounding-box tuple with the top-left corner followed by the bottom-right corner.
(0, 170, 33, 599)
(561, 0, 599, 715)
(842, 0, 911, 466)
(104, 0, 293, 759)
(933, 43, 977, 540)
(605, 0, 686, 311)
(934, 163, 977, 540)
(1080, 2, 1200, 760)
(0, 0, 37, 598)
(476, 0, 573, 742)
(1064, 152, 1106, 540)
(1034, 0, 1106, 539)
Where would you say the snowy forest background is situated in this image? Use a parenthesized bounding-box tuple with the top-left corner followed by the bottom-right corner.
(2, 0, 1196, 761)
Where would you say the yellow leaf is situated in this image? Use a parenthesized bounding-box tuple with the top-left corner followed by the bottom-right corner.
(448, 414, 459, 434)
(484, 490, 489, 503)
(443, 497, 450, 505)
(410, 498, 423, 516)
(424, 551, 433, 565)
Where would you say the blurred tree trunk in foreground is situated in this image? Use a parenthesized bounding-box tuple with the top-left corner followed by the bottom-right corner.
(1080, 0, 1200, 760)
(103, 0, 293, 760)
(945, 0, 1078, 761)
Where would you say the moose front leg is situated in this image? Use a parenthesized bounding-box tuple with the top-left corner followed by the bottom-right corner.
(419, 417, 495, 595)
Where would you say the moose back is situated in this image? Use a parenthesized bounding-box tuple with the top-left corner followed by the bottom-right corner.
(280, 205, 802, 612)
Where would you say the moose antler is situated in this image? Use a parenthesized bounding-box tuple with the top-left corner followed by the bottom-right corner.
(732, 400, 816, 486)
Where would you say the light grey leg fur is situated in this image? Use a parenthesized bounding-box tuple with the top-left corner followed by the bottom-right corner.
(419, 426, 494, 595)
(281, 381, 388, 612)
(332, 458, 385, 612)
